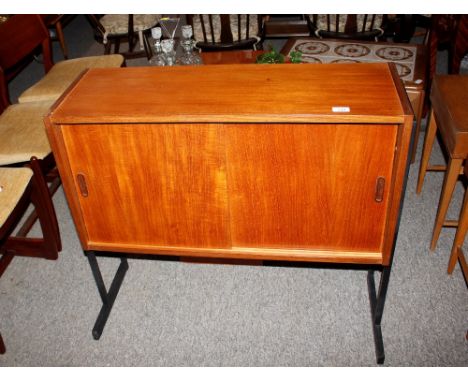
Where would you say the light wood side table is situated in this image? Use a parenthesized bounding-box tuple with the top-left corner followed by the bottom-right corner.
(417, 75, 468, 251)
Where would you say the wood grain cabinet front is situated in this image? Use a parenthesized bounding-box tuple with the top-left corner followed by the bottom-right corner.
(45, 63, 414, 266)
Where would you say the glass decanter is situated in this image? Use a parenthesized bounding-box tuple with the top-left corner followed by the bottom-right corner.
(149, 27, 165, 66)
(159, 17, 180, 66)
(161, 38, 176, 66)
(159, 17, 180, 40)
(178, 25, 202, 66)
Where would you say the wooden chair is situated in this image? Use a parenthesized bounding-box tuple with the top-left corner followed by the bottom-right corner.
(86, 14, 160, 60)
(0, 100, 62, 237)
(305, 14, 390, 41)
(187, 15, 265, 51)
(0, 14, 124, 106)
(0, 158, 61, 353)
(41, 15, 75, 60)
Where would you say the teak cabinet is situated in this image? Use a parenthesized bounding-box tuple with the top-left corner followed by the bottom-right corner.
(45, 63, 413, 363)
(45, 63, 413, 266)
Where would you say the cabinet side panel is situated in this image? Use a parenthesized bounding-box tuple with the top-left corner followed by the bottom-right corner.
(44, 118, 90, 248)
(61, 123, 230, 249)
(226, 123, 397, 254)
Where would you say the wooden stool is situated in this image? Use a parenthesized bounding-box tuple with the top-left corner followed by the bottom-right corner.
(417, 75, 468, 250)
(447, 160, 468, 281)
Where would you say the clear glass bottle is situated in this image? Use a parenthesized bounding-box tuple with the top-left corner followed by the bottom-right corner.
(178, 25, 202, 66)
(161, 39, 176, 66)
(149, 27, 165, 66)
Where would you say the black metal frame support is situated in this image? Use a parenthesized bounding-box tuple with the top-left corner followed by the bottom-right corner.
(365, 124, 412, 364)
(85, 250, 129, 340)
(367, 266, 392, 364)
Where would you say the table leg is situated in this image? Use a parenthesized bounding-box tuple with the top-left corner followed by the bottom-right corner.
(430, 157, 464, 250)
(410, 90, 425, 164)
(367, 266, 391, 365)
(417, 109, 437, 194)
(54, 20, 68, 59)
(0, 332, 5, 354)
(85, 251, 129, 340)
(448, 184, 468, 274)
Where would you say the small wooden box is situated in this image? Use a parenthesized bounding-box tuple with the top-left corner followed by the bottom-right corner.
(45, 63, 413, 266)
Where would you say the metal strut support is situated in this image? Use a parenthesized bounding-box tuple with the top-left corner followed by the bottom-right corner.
(85, 250, 129, 340)
(367, 266, 392, 364)
(0, 332, 5, 354)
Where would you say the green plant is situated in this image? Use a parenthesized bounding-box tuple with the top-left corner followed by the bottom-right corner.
(256, 45, 285, 64)
(289, 51, 302, 63)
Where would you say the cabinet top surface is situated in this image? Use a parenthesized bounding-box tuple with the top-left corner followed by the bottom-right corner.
(49, 63, 408, 124)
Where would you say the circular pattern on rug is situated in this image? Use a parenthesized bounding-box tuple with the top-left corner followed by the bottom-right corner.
(330, 59, 361, 64)
(376, 46, 414, 61)
(394, 63, 412, 78)
(300, 56, 322, 63)
(294, 41, 330, 55)
(334, 43, 370, 58)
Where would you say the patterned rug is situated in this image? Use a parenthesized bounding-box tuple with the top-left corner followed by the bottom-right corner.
(288, 39, 419, 82)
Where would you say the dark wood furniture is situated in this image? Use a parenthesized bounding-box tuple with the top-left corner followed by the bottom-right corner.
(0, 15, 62, 230)
(417, 75, 468, 251)
(263, 15, 309, 39)
(281, 37, 427, 163)
(187, 15, 264, 51)
(0, 14, 53, 109)
(0, 158, 61, 354)
(304, 14, 390, 41)
(450, 15, 468, 75)
(45, 63, 413, 364)
(42, 15, 75, 60)
(0, 14, 123, 109)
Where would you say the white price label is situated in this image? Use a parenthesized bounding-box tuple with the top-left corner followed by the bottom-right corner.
(332, 106, 350, 113)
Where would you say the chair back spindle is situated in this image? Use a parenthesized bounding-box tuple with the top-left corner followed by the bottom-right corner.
(188, 14, 263, 52)
(306, 14, 387, 41)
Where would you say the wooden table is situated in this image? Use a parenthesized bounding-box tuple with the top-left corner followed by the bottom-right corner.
(45, 63, 413, 363)
(281, 37, 427, 163)
(201, 50, 264, 65)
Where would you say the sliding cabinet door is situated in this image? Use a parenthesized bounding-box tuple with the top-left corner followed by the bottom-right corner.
(61, 123, 230, 249)
(226, 123, 398, 255)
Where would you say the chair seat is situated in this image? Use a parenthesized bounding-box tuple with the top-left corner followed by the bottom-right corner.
(0, 167, 33, 227)
(18, 54, 124, 103)
(0, 101, 54, 165)
(100, 14, 160, 36)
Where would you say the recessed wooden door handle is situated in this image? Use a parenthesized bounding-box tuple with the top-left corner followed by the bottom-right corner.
(76, 173, 88, 197)
(375, 177, 385, 203)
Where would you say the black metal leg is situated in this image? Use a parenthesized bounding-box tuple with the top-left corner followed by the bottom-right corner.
(85, 250, 129, 340)
(0, 332, 5, 354)
(367, 266, 391, 364)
